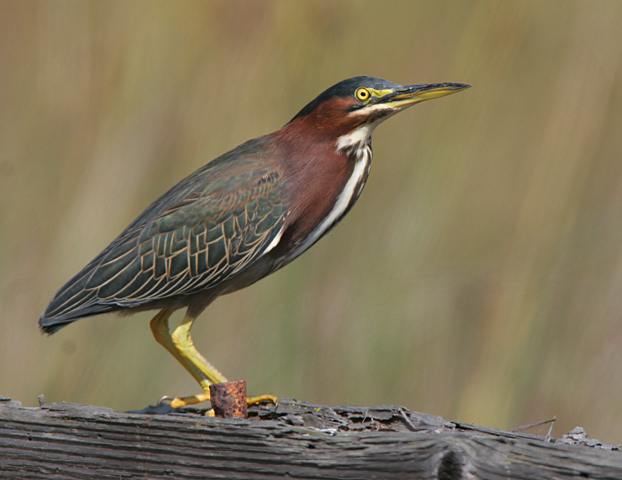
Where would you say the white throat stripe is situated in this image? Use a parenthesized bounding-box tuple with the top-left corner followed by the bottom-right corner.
(336, 123, 375, 151)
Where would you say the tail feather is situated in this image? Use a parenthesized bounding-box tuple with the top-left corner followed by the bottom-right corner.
(39, 256, 124, 334)
(39, 302, 120, 334)
(39, 316, 77, 334)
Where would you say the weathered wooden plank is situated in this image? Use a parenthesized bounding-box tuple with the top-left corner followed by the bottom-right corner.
(0, 398, 620, 479)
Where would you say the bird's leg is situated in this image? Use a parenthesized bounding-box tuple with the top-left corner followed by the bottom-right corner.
(170, 314, 229, 385)
(171, 315, 278, 406)
(150, 309, 277, 408)
(150, 309, 217, 407)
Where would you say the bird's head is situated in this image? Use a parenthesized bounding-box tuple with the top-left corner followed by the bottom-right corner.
(286, 76, 470, 151)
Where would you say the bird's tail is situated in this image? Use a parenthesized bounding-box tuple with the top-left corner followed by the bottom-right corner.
(39, 315, 79, 334)
(39, 302, 119, 334)
(39, 264, 121, 334)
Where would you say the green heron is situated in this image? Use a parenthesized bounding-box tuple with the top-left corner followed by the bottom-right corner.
(40, 76, 469, 408)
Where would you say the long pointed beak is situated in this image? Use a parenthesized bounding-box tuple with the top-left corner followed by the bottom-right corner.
(383, 83, 470, 109)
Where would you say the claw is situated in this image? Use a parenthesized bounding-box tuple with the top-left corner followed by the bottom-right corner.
(157, 395, 176, 406)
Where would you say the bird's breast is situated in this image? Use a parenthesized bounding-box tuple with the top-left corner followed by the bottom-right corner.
(270, 142, 372, 268)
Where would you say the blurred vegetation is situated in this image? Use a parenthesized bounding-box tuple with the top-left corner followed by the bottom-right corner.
(2, 0, 622, 443)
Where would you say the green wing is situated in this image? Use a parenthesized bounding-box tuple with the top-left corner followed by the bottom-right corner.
(41, 162, 288, 325)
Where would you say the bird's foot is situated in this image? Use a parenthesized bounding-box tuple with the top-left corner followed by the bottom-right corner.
(246, 393, 278, 406)
(157, 392, 210, 409)
(157, 392, 278, 410)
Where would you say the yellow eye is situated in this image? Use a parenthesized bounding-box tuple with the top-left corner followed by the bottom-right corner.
(355, 87, 371, 102)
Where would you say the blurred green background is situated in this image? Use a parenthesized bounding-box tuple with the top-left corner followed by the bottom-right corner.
(2, 0, 622, 443)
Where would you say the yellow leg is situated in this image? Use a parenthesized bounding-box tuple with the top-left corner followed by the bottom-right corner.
(171, 313, 229, 384)
(150, 309, 226, 407)
(151, 310, 223, 385)
(150, 308, 277, 409)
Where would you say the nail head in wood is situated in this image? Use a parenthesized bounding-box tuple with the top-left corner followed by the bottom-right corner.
(209, 380, 247, 418)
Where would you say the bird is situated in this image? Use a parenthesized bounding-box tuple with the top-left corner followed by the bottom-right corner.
(40, 76, 469, 409)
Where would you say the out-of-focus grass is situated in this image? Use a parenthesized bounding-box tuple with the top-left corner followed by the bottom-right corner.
(2, 0, 622, 443)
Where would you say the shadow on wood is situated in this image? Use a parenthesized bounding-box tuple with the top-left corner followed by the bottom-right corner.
(0, 396, 621, 479)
